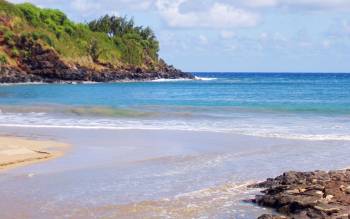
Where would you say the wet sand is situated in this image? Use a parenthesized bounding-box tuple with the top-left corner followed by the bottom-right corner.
(0, 127, 350, 218)
(0, 136, 68, 171)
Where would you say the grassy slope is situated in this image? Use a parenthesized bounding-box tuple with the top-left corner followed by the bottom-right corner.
(0, 0, 160, 71)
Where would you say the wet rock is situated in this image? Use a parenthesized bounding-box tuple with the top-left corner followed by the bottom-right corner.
(252, 170, 350, 219)
(0, 66, 40, 83)
(258, 214, 288, 219)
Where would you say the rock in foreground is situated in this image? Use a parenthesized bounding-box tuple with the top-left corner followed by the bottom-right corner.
(251, 170, 350, 218)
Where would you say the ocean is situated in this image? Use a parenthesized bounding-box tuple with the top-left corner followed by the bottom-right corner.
(1, 73, 350, 218)
(0, 72, 350, 141)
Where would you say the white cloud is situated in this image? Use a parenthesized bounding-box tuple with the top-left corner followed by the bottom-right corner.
(322, 39, 332, 48)
(108, 10, 120, 17)
(243, 0, 350, 10)
(118, 0, 153, 10)
(298, 41, 313, 48)
(70, 0, 101, 13)
(326, 19, 350, 39)
(198, 35, 208, 44)
(342, 20, 350, 34)
(260, 32, 269, 40)
(273, 32, 288, 42)
(282, 0, 350, 10)
(220, 30, 235, 39)
(243, 0, 278, 7)
(155, 0, 259, 28)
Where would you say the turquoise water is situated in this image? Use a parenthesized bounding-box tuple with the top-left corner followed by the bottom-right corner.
(0, 73, 350, 140)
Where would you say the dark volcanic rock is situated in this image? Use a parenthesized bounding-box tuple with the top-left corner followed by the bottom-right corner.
(0, 66, 41, 83)
(0, 37, 193, 84)
(252, 170, 350, 219)
(258, 214, 288, 219)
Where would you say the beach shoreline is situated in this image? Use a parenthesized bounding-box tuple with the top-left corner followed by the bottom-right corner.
(0, 136, 69, 171)
(0, 127, 349, 218)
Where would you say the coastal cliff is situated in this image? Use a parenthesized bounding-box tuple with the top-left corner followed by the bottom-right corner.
(0, 0, 193, 83)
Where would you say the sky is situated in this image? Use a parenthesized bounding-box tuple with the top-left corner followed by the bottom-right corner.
(8, 0, 350, 72)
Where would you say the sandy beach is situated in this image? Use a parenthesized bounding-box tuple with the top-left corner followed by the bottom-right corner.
(0, 136, 68, 171)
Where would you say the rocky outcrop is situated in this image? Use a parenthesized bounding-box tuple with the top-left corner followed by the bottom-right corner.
(258, 214, 288, 219)
(251, 170, 350, 218)
(0, 37, 193, 83)
(0, 66, 41, 83)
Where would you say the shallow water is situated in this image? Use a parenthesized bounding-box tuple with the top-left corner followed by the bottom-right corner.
(1, 128, 350, 218)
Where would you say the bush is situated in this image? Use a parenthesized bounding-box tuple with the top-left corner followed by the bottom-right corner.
(10, 48, 19, 57)
(0, 25, 9, 34)
(40, 33, 54, 47)
(31, 31, 40, 40)
(88, 39, 101, 62)
(40, 8, 67, 25)
(4, 30, 15, 47)
(22, 31, 54, 47)
(0, 0, 23, 17)
(17, 3, 40, 26)
(55, 29, 63, 39)
(121, 38, 143, 66)
(0, 54, 7, 65)
(75, 24, 89, 37)
(64, 26, 74, 36)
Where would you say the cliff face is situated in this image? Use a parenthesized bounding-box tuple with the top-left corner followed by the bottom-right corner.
(0, 36, 192, 83)
(0, 0, 193, 83)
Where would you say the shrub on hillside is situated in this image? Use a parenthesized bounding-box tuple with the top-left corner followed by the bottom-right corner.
(10, 48, 19, 57)
(17, 3, 40, 26)
(0, 54, 7, 65)
(4, 30, 15, 47)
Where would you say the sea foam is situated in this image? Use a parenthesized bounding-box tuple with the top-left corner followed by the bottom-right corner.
(194, 76, 217, 81)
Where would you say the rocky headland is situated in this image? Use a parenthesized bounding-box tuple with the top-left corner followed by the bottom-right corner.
(0, 57, 193, 84)
(0, 0, 194, 83)
(251, 170, 350, 219)
(0, 36, 193, 83)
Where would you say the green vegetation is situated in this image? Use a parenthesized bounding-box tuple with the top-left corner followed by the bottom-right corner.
(0, 0, 161, 68)
(88, 15, 159, 65)
(0, 53, 7, 64)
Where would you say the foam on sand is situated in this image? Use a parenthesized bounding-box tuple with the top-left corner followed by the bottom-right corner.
(64, 181, 267, 218)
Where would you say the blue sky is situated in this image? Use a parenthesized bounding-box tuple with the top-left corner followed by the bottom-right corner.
(8, 0, 350, 72)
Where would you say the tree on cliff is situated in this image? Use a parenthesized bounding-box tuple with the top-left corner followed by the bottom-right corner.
(88, 39, 102, 63)
(88, 15, 159, 65)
